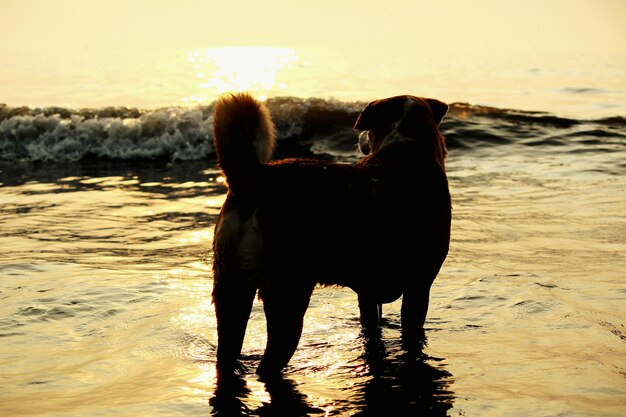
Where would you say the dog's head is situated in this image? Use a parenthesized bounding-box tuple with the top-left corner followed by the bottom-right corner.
(353, 95, 448, 168)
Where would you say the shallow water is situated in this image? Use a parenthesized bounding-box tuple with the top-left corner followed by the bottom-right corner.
(1, 106, 625, 416)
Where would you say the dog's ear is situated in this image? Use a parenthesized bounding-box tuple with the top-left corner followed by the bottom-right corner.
(353, 102, 376, 131)
(353, 97, 406, 131)
(353, 113, 365, 131)
(425, 98, 449, 126)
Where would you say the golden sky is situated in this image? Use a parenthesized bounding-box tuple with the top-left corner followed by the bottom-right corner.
(1, 0, 625, 56)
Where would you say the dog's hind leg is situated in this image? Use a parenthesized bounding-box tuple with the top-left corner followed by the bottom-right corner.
(257, 282, 315, 378)
(213, 271, 256, 379)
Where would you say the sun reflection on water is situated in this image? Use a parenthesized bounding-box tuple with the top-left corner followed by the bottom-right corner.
(183, 47, 298, 103)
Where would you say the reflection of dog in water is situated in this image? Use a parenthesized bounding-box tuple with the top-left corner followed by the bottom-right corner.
(212, 92, 451, 379)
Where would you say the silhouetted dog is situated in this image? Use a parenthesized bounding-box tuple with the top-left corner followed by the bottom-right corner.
(212, 93, 451, 379)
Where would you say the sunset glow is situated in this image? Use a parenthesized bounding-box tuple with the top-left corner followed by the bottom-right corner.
(183, 47, 298, 103)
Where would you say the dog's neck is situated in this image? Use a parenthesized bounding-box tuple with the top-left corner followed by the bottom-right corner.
(376, 129, 414, 152)
(383, 129, 447, 171)
(370, 133, 446, 172)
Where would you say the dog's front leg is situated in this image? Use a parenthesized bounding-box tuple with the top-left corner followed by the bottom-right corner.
(257, 282, 315, 379)
(358, 294, 382, 335)
(400, 283, 431, 349)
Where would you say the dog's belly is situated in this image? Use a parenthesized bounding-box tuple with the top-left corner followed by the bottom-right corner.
(258, 219, 419, 303)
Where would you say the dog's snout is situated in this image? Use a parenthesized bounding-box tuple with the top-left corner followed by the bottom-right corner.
(358, 131, 371, 155)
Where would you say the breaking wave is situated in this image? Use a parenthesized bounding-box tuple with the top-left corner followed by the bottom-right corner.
(0, 97, 624, 162)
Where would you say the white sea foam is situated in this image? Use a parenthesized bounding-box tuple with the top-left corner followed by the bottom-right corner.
(0, 97, 369, 162)
(0, 106, 214, 162)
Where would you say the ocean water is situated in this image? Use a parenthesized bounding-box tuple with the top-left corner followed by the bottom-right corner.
(2, 46, 626, 118)
(1, 47, 625, 416)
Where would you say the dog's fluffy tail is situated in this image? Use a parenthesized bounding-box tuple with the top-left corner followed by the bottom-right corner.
(213, 93, 276, 195)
